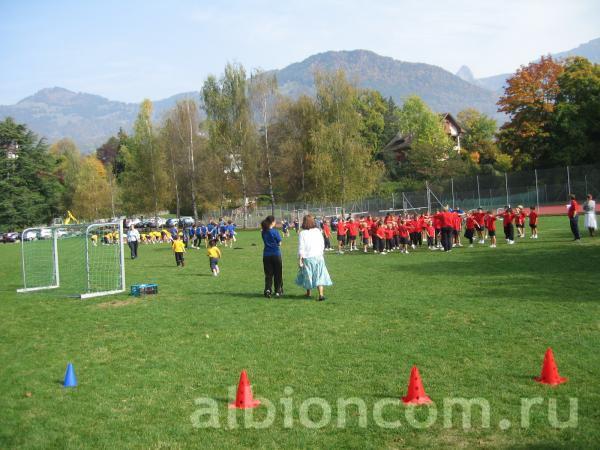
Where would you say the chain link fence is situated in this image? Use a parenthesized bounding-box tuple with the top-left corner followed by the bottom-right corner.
(201, 164, 600, 228)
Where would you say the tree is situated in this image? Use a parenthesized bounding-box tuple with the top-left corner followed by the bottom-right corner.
(270, 95, 319, 201)
(71, 156, 112, 220)
(96, 129, 127, 176)
(497, 55, 564, 168)
(354, 89, 386, 151)
(49, 138, 81, 211)
(119, 100, 168, 218)
(550, 57, 600, 166)
(249, 69, 279, 216)
(161, 99, 202, 220)
(309, 70, 383, 206)
(0, 118, 61, 229)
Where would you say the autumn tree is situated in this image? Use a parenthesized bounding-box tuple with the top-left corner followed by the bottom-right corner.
(497, 55, 564, 169)
(71, 156, 112, 220)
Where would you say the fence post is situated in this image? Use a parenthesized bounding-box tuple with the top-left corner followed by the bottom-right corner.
(391, 192, 395, 210)
(451, 178, 455, 210)
(504, 172, 509, 206)
(402, 192, 407, 212)
(426, 181, 431, 214)
(476, 175, 481, 208)
(566, 166, 571, 196)
(534, 169, 540, 210)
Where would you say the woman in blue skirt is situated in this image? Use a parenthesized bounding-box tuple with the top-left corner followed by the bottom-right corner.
(295, 214, 333, 301)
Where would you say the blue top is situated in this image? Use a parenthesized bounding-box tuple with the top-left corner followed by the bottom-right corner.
(262, 228, 282, 257)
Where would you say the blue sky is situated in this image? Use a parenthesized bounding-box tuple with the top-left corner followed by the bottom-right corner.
(1, 0, 599, 104)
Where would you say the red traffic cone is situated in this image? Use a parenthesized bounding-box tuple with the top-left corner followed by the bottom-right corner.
(402, 366, 432, 405)
(535, 348, 567, 386)
(228, 370, 261, 409)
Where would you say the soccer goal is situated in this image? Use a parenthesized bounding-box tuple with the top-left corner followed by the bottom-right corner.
(17, 222, 125, 299)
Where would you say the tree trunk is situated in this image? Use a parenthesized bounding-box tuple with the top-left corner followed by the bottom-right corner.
(241, 171, 248, 229)
(168, 145, 181, 218)
(262, 99, 275, 217)
(187, 101, 199, 221)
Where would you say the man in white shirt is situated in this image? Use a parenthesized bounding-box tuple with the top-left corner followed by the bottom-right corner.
(127, 225, 140, 259)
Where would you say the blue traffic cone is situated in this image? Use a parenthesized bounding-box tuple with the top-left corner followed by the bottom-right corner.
(63, 363, 77, 387)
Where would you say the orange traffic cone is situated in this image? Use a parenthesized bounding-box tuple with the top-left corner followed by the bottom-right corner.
(535, 348, 567, 386)
(229, 370, 261, 409)
(401, 366, 432, 405)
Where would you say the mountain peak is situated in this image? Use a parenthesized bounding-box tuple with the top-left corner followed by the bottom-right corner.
(19, 87, 79, 104)
(456, 65, 476, 83)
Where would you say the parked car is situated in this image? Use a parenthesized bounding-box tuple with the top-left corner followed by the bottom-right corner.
(165, 218, 179, 228)
(1, 232, 20, 243)
(179, 217, 195, 227)
(144, 217, 166, 228)
(22, 230, 39, 241)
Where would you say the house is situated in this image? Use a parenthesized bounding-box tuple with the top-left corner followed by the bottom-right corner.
(440, 113, 463, 151)
(382, 113, 463, 163)
(3, 140, 19, 160)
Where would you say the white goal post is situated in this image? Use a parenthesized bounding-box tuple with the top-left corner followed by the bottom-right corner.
(17, 222, 126, 299)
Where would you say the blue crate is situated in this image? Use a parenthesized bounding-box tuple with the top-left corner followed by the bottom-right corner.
(130, 283, 158, 297)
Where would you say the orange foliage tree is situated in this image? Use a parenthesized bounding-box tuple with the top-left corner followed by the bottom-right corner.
(497, 55, 564, 169)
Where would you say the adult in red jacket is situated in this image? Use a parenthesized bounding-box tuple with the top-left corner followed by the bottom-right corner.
(440, 206, 455, 252)
(568, 194, 581, 241)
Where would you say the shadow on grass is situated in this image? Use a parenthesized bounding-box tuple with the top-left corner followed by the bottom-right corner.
(393, 242, 600, 304)
(205, 291, 312, 301)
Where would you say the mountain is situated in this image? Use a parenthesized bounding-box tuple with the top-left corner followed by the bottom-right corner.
(4, 39, 598, 152)
(274, 50, 500, 120)
(473, 37, 600, 93)
(553, 37, 600, 63)
(0, 87, 200, 152)
(455, 65, 478, 85)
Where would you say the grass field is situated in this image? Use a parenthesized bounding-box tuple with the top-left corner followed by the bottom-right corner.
(1, 216, 599, 449)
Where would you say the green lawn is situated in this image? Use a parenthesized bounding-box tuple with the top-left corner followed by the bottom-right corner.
(1, 216, 599, 449)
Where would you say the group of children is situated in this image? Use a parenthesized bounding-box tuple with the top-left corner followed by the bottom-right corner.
(307, 205, 539, 254)
(136, 220, 237, 249)
(91, 219, 237, 276)
(169, 220, 235, 275)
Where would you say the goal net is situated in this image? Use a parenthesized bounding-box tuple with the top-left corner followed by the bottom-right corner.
(18, 222, 125, 299)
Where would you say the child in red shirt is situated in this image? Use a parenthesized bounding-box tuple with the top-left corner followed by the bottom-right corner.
(464, 213, 479, 247)
(398, 221, 410, 254)
(485, 211, 497, 248)
(528, 206, 539, 239)
(336, 218, 347, 254)
(515, 206, 526, 238)
(474, 208, 486, 243)
(425, 220, 435, 250)
(375, 221, 386, 254)
(322, 220, 332, 250)
(360, 221, 370, 253)
(347, 218, 359, 251)
(502, 208, 515, 244)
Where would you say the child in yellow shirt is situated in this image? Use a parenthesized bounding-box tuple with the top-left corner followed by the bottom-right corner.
(206, 239, 222, 276)
(172, 235, 186, 267)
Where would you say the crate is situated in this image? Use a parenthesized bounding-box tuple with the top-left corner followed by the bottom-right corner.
(130, 283, 158, 297)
